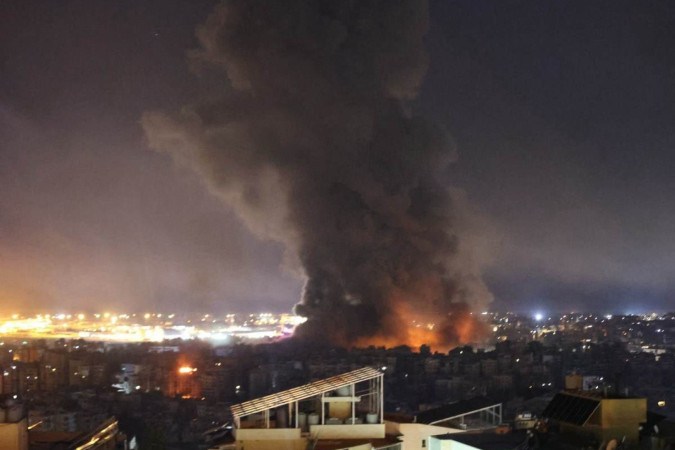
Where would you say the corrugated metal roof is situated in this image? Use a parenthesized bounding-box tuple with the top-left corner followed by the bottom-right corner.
(542, 393, 600, 426)
(230, 367, 382, 419)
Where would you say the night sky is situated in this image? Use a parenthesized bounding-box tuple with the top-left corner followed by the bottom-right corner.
(2, 0, 675, 315)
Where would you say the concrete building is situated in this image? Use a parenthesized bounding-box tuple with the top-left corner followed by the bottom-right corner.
(167, 364, 201, 398)
(385, 420, 463, 450)
(0, 418, 28, 450)
(0, 399, 28, 450)
(228, 367, 500, 450)
(384, 398, 503, 450)
(0, 403, 28, 450)
(428, 431, 528, 450)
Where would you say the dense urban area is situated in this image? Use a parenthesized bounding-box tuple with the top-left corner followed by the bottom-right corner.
(0, 311, 673, 449)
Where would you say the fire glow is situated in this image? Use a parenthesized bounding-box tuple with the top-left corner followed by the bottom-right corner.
(352, 300, 488, 353)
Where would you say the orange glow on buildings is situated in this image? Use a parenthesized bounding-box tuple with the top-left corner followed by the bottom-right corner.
(168, 357, 201, 398)
(353, 289, 488, 353)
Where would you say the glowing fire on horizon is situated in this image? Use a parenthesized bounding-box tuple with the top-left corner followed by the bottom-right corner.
(290, 289, 489, 353)
(353, 304, 487, 353)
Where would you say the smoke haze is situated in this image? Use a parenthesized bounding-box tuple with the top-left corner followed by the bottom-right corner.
(143, 0, 492, 348)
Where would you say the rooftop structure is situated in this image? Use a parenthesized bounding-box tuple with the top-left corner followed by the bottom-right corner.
(542, 391, 646, 445)
(383, 398, 501, 450)
(429, 430, 530, 450)
(0, 399, 27, 450)
(542, 392, 600, 426)
(230, 367, 388, 448)
(415, 397, 502, 428)
(29, 417, 125, 450)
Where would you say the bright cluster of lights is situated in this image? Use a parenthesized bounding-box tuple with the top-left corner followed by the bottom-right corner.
(0, 317, 52, 334)
(0, 312, 308, 344)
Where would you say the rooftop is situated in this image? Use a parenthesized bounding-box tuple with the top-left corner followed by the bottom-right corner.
(314, 436, 401, 450)
(433, 430, 530, 450)
(415, 397, 501, 425)
(230, 366, 382, 419)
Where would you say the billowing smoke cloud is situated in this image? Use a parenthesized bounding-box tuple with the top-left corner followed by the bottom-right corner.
(143, 0, 492, 349)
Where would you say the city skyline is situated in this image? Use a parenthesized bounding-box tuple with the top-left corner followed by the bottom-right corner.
(2, 0, 675, 323)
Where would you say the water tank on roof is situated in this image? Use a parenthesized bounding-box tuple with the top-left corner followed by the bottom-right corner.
(336, 386, 351, 397)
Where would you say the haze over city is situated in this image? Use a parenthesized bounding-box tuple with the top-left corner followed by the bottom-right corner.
(4, 4, 675, 450)
(2, 0, 675, 329)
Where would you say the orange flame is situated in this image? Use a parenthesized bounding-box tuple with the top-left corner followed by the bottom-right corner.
(353, 284, 488, 353)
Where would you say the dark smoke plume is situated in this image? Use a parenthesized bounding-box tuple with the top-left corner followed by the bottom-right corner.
(143, 0, 492, 349)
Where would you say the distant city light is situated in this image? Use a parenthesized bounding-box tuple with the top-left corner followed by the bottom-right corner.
(178, 366, 197, 374)
(534, 313, 544, 322)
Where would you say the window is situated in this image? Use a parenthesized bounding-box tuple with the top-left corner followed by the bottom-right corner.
(422, 439, 426, 448)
